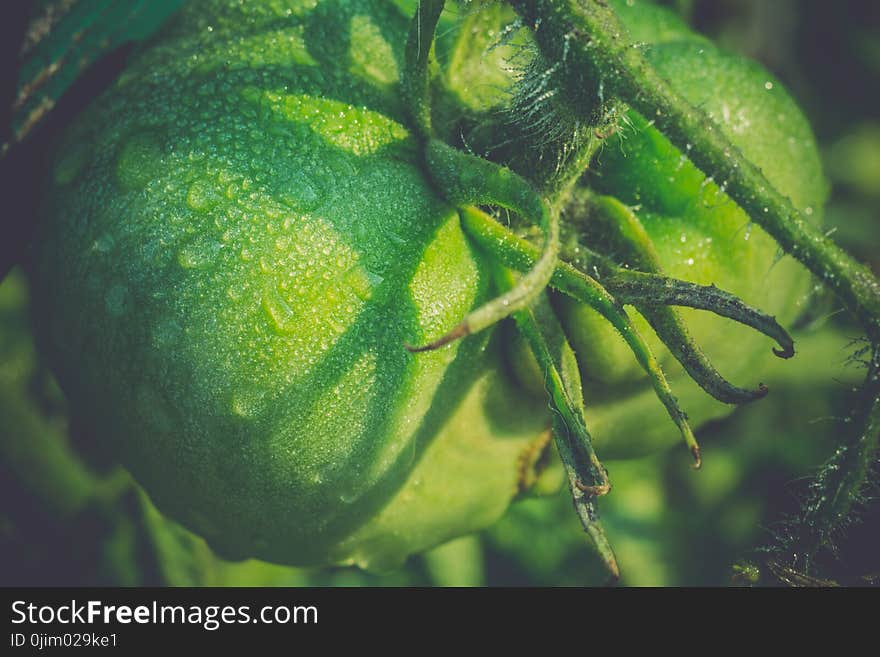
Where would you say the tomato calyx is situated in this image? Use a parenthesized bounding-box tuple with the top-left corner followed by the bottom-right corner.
(396, 0, 827, 576)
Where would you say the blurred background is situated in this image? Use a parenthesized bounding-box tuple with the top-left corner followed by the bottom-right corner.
(1, 0, 878, 586)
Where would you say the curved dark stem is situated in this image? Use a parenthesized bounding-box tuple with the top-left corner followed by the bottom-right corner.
(460, 205, 796, 362)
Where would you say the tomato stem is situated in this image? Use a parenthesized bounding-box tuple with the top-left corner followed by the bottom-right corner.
(608, 270, 795, 359)
(462, 203, 796, 375)
(762, 344, 880, 576)
(508, 0, 880, 340)
(461, 207, 794, 362)
(402, 5, 561, 353)
(506, 0, 880, 578)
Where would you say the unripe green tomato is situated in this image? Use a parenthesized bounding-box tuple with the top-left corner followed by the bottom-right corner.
(29, 0, 553, 570)
(555, 1, 826, 458)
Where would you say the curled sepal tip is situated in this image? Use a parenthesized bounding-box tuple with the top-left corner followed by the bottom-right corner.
(565, 458, 619, 581)
(574, 479, 611, 496)
(773, 342, 795, 359)
(404, 323, 468, 353)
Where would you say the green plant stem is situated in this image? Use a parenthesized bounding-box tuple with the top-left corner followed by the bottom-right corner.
(427, 140, 560, 328)
(403, 0, 446, 138)
(408, 139, 560, 350)
(610, 270, 794, 359)
(543, 102, 622, 205)
(494, 268, 618, 580)
(508, 0, 880, 339)
(772, 345, 880, 572)
(506, 0, 880, 579)
(462, 206, 702, 465)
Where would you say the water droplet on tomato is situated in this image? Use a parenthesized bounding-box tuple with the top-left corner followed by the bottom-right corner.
(231, 388, 266, 418)
(186, 179, 220, 212)
(262, 281, 297, 334)
(277, 171, 322, 212)
(178, 238, 221, 269)
(116, 131, 165, 190)
(226, 284, 245, 301)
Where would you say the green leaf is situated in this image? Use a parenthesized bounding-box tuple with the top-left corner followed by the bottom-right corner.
(10, 0, 184, 147)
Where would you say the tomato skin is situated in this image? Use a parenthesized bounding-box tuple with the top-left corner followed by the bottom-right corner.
(558, 5, 826, 458)
(29, 0, 551, 569)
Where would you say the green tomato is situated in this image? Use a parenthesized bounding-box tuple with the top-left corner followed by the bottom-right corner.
(30, 0, 553, 570)
(28, 0, 827, 569)
(555, 1, 826, 458)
